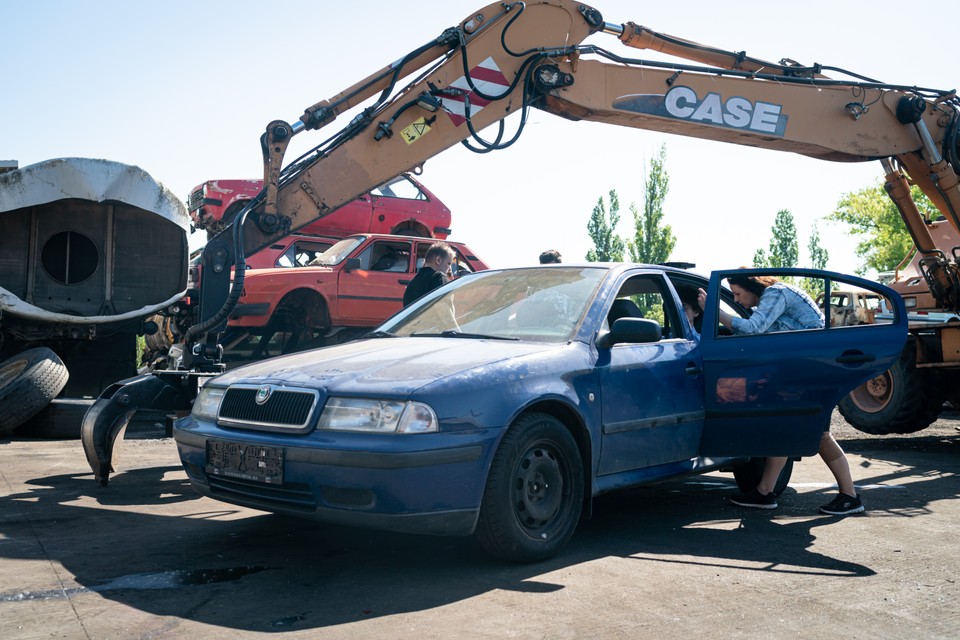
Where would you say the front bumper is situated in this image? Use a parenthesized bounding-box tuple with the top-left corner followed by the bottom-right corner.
(173, 417, 502, 536)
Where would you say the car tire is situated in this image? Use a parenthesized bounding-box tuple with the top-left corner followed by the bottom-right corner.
(837, 341, 944, 435)
(733, 457, 794, 497)
(0, 347, 69, 436)
(475, 413, 584, 563)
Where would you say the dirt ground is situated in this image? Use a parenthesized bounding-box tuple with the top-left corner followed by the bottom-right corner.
(1, 410, 958, 639)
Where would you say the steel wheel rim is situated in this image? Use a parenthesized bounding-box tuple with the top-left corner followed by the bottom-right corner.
(849, 371, 893, 413)
(512, 443, 566, 533)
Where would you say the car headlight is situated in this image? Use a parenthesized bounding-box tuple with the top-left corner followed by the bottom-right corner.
(318, 398, 438, 433)
(192, 385, 226, 421)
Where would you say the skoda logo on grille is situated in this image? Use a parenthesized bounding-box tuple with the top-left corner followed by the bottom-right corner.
(255, 385, 273, 405)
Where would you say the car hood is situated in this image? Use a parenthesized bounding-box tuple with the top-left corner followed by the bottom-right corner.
(210, 337, 568, 395)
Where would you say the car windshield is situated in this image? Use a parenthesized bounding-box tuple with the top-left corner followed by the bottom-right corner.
(381, 267, 608, 342)
(314, 237, 363, 266)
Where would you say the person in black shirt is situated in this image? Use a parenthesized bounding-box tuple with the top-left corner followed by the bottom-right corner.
(403, 242, 456, 307)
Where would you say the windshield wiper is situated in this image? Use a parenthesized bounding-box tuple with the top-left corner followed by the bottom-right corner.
(429, 330, 520, 340)
(364, 330, 395, 338)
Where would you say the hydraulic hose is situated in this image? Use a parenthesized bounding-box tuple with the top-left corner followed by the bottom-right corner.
(182, 203, 252, 348)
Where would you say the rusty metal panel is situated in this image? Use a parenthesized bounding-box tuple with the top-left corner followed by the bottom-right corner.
(940, 326, 960, 363)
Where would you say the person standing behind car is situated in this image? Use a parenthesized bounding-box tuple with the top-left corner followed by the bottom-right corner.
(539, 249, 562, 264)
(403, 242, 456, 307)
(698, 271, 864, 516)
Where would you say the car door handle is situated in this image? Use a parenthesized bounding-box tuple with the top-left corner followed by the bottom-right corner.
(399, 279, 411, 285)
(685, 365, 702, 375)
(835, 351, 876, 364)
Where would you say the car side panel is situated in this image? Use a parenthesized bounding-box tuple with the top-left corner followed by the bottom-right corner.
(597, 339, 704, 475)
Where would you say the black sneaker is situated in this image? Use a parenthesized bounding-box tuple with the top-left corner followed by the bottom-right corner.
(730, 488, 778, 509)
(819, 492, 864, 515)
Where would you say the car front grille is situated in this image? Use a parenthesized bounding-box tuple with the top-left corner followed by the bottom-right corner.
(218, 384, 321, 433)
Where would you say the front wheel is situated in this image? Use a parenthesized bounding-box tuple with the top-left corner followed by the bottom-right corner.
(475, 413, 584, 563)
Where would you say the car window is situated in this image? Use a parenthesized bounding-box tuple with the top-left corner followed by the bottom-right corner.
(358, 240, 412, 271)
(451, 249, 476, 276)
(275, 240, 335, 268)
(413, 243, 474, 276)
(707, 272, 899, 338)
(382, 267, 607, 342)
(370, 175, 426, 200)
(313, 237, 363, 266)
(603, 273, 682, 339)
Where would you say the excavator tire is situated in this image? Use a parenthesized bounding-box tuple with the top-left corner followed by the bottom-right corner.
(837, 341, 944, 435)
(0, 347, 70, 436)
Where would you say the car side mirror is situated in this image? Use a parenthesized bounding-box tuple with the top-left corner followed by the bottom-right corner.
(597, 318, 663, 348)
(344, 257, 362, 272)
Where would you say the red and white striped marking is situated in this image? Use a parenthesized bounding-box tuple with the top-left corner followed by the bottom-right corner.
(441, 57, 511, 127)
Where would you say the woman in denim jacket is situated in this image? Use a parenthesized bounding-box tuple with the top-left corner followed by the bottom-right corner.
(698, 272, 864, 516)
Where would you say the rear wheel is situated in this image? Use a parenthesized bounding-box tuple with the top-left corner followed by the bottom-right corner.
(0, 348, 69, 435)
(390, 223, 428, 238)
(837, 341, 943, 435)
(476, 413, 584, 563)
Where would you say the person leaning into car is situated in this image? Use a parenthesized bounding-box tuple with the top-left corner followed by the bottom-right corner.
(696, 271, 866, 517)
(403, 242, 456, 307)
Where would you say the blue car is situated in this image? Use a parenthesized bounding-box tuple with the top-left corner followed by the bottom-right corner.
(174, 264, 906, 562)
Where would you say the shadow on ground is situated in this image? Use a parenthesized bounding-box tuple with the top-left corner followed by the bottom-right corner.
(1, 435, 958, 633)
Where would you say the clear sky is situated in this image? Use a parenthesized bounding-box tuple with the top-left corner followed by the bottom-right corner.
(4, 0, 958, 276)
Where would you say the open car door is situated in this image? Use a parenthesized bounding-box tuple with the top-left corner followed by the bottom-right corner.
(697, 268, 908, 457)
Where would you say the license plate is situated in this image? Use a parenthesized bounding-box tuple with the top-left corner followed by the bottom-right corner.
(206, 440, 284, 485)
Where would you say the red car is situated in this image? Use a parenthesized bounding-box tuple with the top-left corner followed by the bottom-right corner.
(187, 173, 452, 241)
(225, 234, 487, 357)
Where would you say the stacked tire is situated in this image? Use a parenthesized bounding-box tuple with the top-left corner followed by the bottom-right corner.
(0, 347, 69, 436)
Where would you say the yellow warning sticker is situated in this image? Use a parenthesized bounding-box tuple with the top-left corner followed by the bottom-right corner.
(401, 117, 431, 145)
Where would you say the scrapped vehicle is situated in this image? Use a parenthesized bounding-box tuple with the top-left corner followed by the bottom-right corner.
(188, 174, 452, 241)
(174, 265, 906, 562)
(817, 289, 883, 326)
(224, 233, 487, 356)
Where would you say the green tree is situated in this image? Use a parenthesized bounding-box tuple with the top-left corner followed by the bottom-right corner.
(628, 144, 675, 265)
(752, 247, 767, 268)
(808, 223, 829, 270)
(826, 181, 935, 275)
(753, 209, 828, 295)
(586, 189, 626, 262)
(767, 209, 800, 268)
(800, 223, 830, 298)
